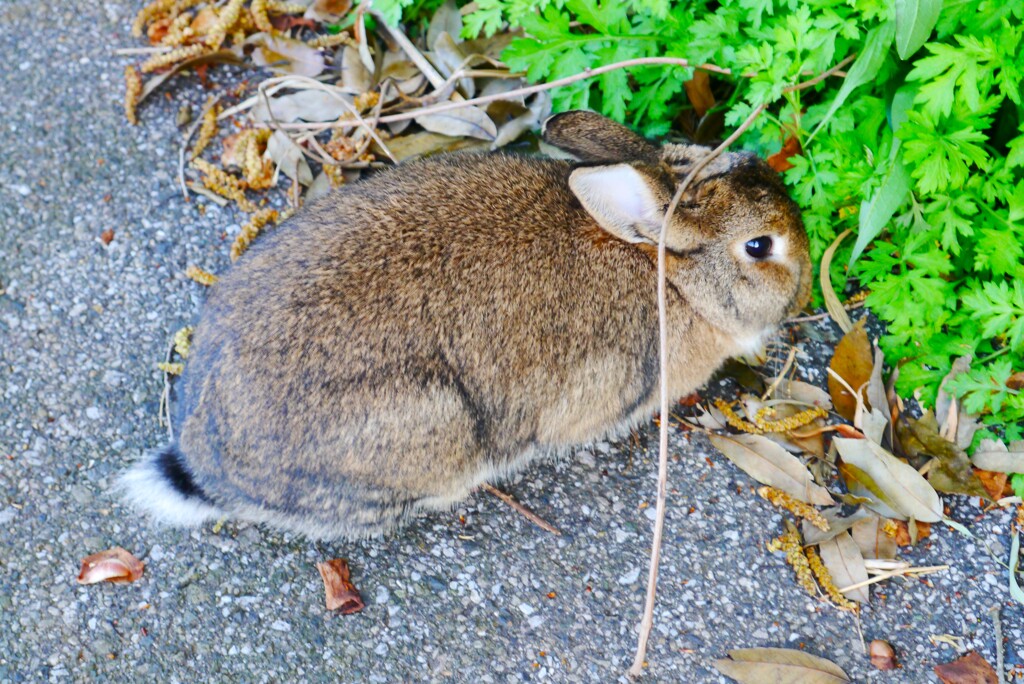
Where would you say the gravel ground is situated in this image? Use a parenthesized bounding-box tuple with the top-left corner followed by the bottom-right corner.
(1, 2, 1021, 682)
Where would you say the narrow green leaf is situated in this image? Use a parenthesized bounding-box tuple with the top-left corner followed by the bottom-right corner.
(809, 20, 895, 142)
(850, 147, 911, 267)
(894, 0, 942, 60)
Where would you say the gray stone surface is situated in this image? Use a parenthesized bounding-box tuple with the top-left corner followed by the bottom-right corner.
(0, 2, 1021, 681)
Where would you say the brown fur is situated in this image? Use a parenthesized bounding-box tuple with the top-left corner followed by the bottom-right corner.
(124, 111, 811, 540)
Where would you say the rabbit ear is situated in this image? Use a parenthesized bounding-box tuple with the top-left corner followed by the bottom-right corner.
(569, 164, 671, 244)
(543, 111, 659, 164)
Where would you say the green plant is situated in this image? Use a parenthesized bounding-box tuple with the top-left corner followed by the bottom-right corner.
(375, 0, 1024, 484)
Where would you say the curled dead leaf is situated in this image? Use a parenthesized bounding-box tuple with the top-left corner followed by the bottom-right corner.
(77, 547, 145, 585)
(1007, 371, 1024, 390)
(250, 34, 326, 78)
(891, 520, 931, 546)
(971, 438, 1024, 474)
(828, 320, 873, 422)
(868, 640, 897, 671)
(767, 136, 802, 173)
(934, 651, 998, 684)
(714, 647, 850, 684)
(416, 105, 498, 141)
(850, 514, 897, 560)
(316, 558, 364, 614)
(683, 70, 715, 118)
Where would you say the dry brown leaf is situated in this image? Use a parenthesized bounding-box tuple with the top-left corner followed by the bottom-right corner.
(897, 414, 990, 500)
(767, 136, 802, 173)
(304, 0, 352, 23)
(431, 32, 476, 98)
(316, 559, 364, 614)
(839, 461, 904, 520)
(850, 514, 897, 560)
(1007, 371, 1024, 390)
(820, 229, 853, 333)
(340, 44, 374, 93)
(834, 437, 943, 522)
(77, 547, 145, 585)
(933, 651, 998, 684)
(416, 105, 497, 141)
(100, 229, 115, 245)
(708, 432, 834, 505)
(250, 34, 326, 78)
(975, 468, 1010, 500)
(971, 438, 1024, 474)
(802, 507, 871, 545)
(427, 0, 463, 50)
(714, 648, 850, 684)
(266, 130, 314, 185)
(891, 520, 931, 546)
(253, 89, 356, 123)
(869, 640, 898, 671)
(768, 377, 833, 409)
(683, 70, 716, 118)
(828, 320, 873, 422)
(818, 531, 869, 603)
(380, 131, 487, 162)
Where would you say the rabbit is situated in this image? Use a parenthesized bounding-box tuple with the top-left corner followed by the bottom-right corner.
(120, 110, 811, 540)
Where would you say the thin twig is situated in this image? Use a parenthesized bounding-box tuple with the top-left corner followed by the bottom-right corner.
(761, 346, 797, 401)
(836, 564, 948, 594)
(113, 46, 172, 55)
(482, 483, 561, 536)
(786, 54, 856, 92)
(628, 102, 768, 679)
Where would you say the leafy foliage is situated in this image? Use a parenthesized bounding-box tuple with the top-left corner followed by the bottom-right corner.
(373, 0, 1024, 439)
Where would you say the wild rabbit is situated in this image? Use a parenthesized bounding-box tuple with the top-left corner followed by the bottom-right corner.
(121, 110, 811, 540)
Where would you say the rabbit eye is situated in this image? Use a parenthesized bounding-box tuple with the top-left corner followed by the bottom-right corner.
(745, 236, 773, 259)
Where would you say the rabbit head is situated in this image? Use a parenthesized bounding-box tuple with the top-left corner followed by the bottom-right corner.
(544, 110, 812, 344)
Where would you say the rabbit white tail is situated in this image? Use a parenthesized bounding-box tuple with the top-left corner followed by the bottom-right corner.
(118, 444, 223, 526)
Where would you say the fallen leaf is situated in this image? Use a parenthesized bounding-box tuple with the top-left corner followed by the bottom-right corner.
(714, 647, 850, 684)
(834, 437, 943, 522)
(77, 547, 145, 585)
(683, 70, 715, 118)
(865, 344, 891, 436)
(935, 356, 972, 436)
(861, 408, 888, 445)
(253, 88, 355, 123)
(839, 461, 904, 520)
(340, 44, 373, 94)
(266, 130, 314, 186)
(891, 520, 931, 546)
(708, 433, 834, 505)
(869, 640, 897, 671)
(316, 559, 364, 614)
(250, 34, 326, 78)
(767, 136, 802, 173)
(427, 1, 463, 52)
(850, 514, 897, 560)
(304, 0, 351, 23)
(100, 229, 115, 245)
(971, 438, 1024, 474)
(768, 377, 833, 409)
(974, 468, 1010, 500)
(897, 415, 990, 500)
(490, 91, 551, 149)
(820, 229, 853, 333)
(416, 105, 497, 141)
(933, 651, 998, 684)
(379, 131, 487, 162)
(1007, 372, 1024, 390)
(828, 320, 873, 422)
(818, 531, 870, 603)
(802, 507, 871, 545)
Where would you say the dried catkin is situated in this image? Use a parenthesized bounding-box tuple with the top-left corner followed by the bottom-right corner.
(757, 487, 829, 531)
(191, 101, 222, 159)
(140, 44, 206, 73)
(231, 208, 279, 261)
(124, 66, 143, 125)
(806, 547, 859, 612)
(713, 398, 762, 434)
(766, 527, 817, 598)
(185, 265, 219, 286)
